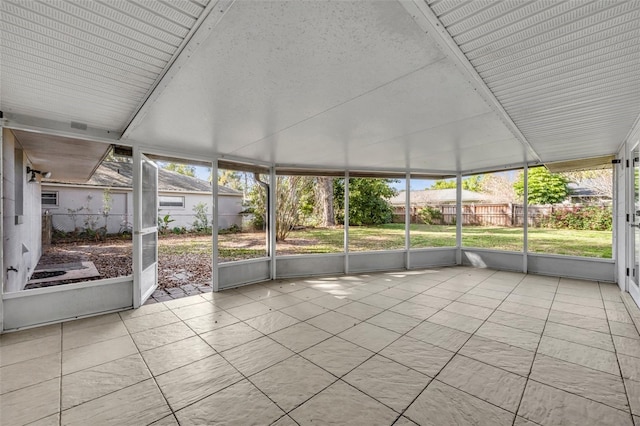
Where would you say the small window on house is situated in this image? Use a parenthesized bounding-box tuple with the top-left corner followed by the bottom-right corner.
(159, 195, 185, 207)
(42, 191, 58, 206)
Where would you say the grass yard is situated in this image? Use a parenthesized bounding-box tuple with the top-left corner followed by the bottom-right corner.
(162, 223, 612, 260)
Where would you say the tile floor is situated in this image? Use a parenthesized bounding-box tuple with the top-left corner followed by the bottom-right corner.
(1, 266, 639, 426)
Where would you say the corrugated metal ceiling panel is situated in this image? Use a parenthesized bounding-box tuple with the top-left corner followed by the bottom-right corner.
(0, 0, 211, 131)
(427, 0, 640, 164)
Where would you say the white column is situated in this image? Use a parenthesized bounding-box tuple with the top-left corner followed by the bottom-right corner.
(405, 172, 411, 270)
(456, 173, 462, 265)
(523, 164, 528, 274)
(269, 167, 277, 280)
(212, 159, 219, 292)
(344, 172, 350, 275)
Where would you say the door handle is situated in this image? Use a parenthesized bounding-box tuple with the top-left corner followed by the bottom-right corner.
(631, 223, 640, 228)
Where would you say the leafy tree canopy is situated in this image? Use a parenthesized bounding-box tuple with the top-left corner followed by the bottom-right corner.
(218, 169, 244, 191)
(514, 167, 569, 205)
(334, 178, 397, 226)
(430, 175, 483, 192)
(160, 162, 196, 177)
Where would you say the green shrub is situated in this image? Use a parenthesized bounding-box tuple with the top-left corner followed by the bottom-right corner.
(544, 206, 612, 231)
(417, 206, 443, 225)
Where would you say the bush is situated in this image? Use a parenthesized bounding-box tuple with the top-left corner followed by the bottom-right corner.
(192, 202, 211, 233)
(417, 206, 443, 225)
(543, 206, 612, 231)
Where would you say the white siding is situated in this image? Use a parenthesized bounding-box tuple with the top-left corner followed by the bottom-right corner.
(42, 185, 242, 232)
(2, 128, 42, 292)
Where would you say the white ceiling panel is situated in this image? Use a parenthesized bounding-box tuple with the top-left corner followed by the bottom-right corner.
(0, 0, 212, 131)
(229, 60, 526, 170)
(427, 0, 640, 164)
(125, 0, 530, 172)
(2, 0, 638, 175)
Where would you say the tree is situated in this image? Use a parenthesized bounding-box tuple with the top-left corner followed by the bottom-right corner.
(514, 167, 569, 205)
(481, 174, 518, 203)
(316, 177, 335, 226)
(160, 162, 196, 177)
(562, 169, 612, 198)
(334, 178, 398, 225)
(431, 175, 483, 192)
(218, 170, 244, 191)
(275, 176, 315, 240)
(246, 175, 315, 240)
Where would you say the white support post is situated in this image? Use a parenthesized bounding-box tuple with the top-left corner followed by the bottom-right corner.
(0, 125, 4, 332)
(132, 146, 142, 308)
(269, 167, 277, 280)
(344, 172, 350, 275)
(405, 172, 411, 270)
(212, 159, 219, 292)
(456, 173, 462, 265)
(523, 164, 528, 274)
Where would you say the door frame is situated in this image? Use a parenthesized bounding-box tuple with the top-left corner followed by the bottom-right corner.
(627, 141, 640, 307)
(133, 148, 159, 308)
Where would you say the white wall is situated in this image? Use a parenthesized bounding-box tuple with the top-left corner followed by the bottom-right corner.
(2, 129, 42, 292)
(42, 185, 243, 232)
(158, 192, 242, 230)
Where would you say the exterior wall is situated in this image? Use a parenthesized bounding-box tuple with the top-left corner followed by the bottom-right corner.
(43, 186, 130, 234)
(42, 185, 243, 232)
(2, 129, 42, 292)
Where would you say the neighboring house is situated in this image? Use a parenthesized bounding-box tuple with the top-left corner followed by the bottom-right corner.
(42, 162, 243, 234)
(567, 182, 612, 204)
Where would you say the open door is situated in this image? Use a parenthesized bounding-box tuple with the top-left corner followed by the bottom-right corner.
(628, 145, 640, 308)
(134, 152, 158, 307)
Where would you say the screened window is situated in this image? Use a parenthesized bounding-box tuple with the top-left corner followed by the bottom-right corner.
(159, 195, 185, 208)
(42, 191, 58, 206)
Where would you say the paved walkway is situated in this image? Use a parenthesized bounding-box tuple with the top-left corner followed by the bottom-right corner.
(1, 266, 639, 425)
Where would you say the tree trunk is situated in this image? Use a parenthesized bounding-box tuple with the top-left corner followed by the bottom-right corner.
(318, 177, 335, 226)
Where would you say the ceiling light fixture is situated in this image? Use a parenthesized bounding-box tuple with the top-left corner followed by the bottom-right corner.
(26, 166, 51, 183)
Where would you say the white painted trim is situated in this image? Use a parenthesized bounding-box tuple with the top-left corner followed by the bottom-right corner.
(3, 113, 121, 144)
(2, 276, 133, 298)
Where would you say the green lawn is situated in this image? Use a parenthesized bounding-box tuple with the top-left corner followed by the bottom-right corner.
(160, 224, 613, 260)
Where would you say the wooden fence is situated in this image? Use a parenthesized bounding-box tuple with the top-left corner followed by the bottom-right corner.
(394, 204, 604, 227)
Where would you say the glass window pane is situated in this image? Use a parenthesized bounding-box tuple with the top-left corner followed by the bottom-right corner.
(158, 196, 184, 207)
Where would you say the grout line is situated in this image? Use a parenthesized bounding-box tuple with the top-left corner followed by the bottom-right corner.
(511, 274, 559, 426)
(601, 282, 636, 423)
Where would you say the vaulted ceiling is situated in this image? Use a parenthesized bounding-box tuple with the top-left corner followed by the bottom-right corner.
(1, 0, 639, 177)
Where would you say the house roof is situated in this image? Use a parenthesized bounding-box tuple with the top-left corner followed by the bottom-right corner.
(390, 189, 493, 206)
(44, 162, 242, 195)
